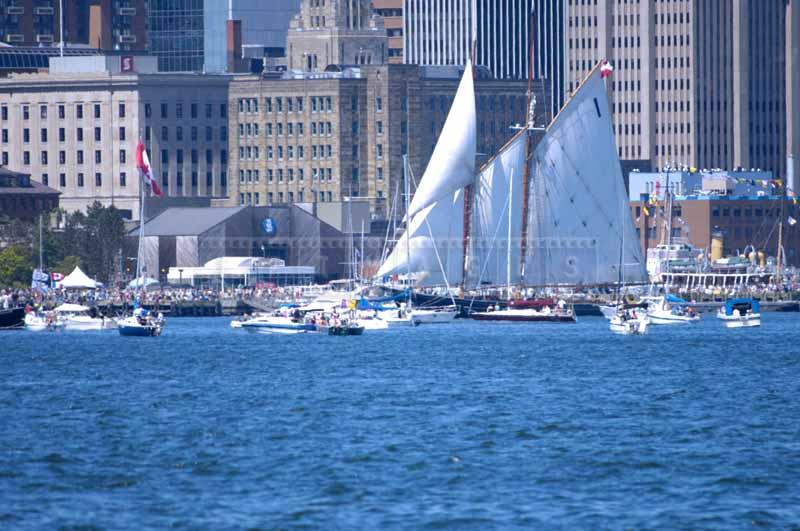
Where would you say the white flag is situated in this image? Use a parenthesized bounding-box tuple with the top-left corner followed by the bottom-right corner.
(788, 216, 797, 226)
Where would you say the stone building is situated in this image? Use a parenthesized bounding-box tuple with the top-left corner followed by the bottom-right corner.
(286, 0, 387, 72)
(0, 54, 230, 219)
(227, 63, 531, 220)
(565, 0, 800, 181)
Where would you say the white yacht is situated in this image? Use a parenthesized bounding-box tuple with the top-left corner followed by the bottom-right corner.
(55, 303, 117, 331)
(717, 299, 761, 328)
(24, 311, 65, 331)
(609, 308, 649, 335)
(646, 295, 700, 325)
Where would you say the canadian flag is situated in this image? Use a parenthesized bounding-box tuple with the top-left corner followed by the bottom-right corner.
(600, 60, 614, 79)
(136, 141, 163, 198)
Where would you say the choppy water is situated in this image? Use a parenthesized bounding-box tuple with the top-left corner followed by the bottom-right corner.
(2, 315, 800, 528)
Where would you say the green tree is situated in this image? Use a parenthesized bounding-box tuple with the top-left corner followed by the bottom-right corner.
(0, 245, 32, 288)
(51, 255, 81, 275)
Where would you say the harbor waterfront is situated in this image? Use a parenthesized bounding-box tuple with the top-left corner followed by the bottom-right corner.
(2, 316, 800, 527)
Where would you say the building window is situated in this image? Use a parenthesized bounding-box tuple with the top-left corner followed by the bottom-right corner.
(40, 151, 47, 164)
(59, 173, 65, 187)
(161, 127, 168, 141)
(161, 103, 168, 119)
(95, 150, 101, 164)
(58, 128, 65, 142)
(41, 129, 47, 142)
(42, 173, 48, 185)
(119, 127, 126, 141)
(77, 151, 84, 164)
(40, 105, 47, 119)
(59, 151, 65, 164)
(120, 172, 126, 187)
(94, 127, 101, 142)
(77, 173, 84, 187)
(94, 104, 101, 119)
(58, 105, 65, 119)
(77, 128, 83, 142)
(120, 150, 126, 164)
(22, 105, 29, 120)
(95, 173, 102, 187)
(76, 104, 83, 120)
(23, 129, 29, 143)
(176, 127, 183, 141)
(119, 103, 125, 118)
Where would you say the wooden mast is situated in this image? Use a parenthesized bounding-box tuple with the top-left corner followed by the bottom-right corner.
(460, 7, 478, 293)
(777, 179, 786, 284)
(518, 6, 536, 284)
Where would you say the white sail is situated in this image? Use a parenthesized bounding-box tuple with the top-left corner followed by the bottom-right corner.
(407, 61, 476, 217)
(523, 67, 647, 285)
(467, 132, 526, 288)
(376, 191, 464, 286)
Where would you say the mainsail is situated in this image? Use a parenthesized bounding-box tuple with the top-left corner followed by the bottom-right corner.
(467, 132, 526, 287)
(406, 61, 476, 218)
(523, 68, 647, 285)
(377, 63, 476, 285)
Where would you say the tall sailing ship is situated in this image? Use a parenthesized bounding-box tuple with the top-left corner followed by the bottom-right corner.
(376, 61, 647, 314)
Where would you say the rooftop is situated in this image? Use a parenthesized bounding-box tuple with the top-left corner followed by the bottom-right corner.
(136, 207, 246, 237)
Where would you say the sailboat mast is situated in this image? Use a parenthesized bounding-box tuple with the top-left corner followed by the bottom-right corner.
(518, 6, 536, 283)
(777, 181, 786, 284)
(136, 169, 146, 283)
(507, 169, 513, 300)
(38, 213, 43, 271)
(403, 154, 412, 310)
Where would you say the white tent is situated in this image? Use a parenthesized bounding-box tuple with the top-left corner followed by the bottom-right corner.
(60, 267, 99, 289)
(127, 276, 160, 289)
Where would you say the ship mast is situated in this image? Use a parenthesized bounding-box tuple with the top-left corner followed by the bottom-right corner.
(461, 7, 478, 293)
(777, 179, 786, 285)
(518, 6, 536, 284)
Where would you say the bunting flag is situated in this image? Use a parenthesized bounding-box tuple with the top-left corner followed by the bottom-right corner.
(789, 216, 797, 227)
(642, 206, 650, 217)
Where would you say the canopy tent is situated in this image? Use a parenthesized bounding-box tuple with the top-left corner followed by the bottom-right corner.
(128, 276, 160, 289)
(60, 267, 99, 289)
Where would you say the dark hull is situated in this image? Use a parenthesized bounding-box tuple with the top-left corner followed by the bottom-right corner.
(0, 307, 25, 329)
(410, 292, 602, 317)
(327, 326, 364, 336)
(119, 325, 161, 337)
(471, 314, 577, 323)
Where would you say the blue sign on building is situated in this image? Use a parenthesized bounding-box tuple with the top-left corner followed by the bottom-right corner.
(261, 217, 277, 236)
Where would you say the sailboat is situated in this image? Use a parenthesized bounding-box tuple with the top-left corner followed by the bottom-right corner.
(609, 199, 649, 334)
(118, 142, 165, 337)
(25, 215, 66, 331)
(377, 61, 646, 313)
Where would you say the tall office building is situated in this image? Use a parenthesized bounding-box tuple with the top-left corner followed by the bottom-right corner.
(372, 0, 403, 64)
(203, 0, 301, 73)
(285, 0, 387, 72)
(565, 0, 799, 179)
(0, 0, 145, 50)
(147, 0, 204, 72)
(403, 0, 564, 121)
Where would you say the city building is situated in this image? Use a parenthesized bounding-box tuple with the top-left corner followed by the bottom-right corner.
(147, 0, 204, 72)
(0, 0, 145, 50)
(372, 0, 403, 64)
(285, 0, 387, 72)
(132, 205, 347, 282)
(227, 63, 531, 220)
(565, 0, 800, 180)
(0, 46, 100, 77)
(0, 167, 60, 222)
(402, 0, 564, 120)
(0, 54, 230, 219)
(203, 0, 301, 73)
(627, 169, 800, 266)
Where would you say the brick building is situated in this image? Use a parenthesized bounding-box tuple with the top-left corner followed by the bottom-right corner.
(227, 64, 531, 220)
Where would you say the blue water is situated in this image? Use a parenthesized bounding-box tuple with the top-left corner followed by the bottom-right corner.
(2, 315, 800, 528)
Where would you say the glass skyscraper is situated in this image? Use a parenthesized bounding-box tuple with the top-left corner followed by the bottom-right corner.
(147, 0, 205, 72)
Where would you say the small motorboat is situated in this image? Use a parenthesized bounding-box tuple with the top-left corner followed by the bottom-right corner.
(600, 300, 649, 320)
(646, 295, 700, 325)
(55, 303, 117, 331)
(717, 299, 761, 328)
(609, 308, 649, 335)
(24, 310, 65, 331)
(471, 299, 576, 323)
(118, 308, 164, 337)
(240, 312, 317, 334)
(410, 305, 458, 324)
(325, 323, 365, 336)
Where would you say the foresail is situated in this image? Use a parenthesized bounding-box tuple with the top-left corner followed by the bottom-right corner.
(407, 62, 476, 217)
(523, 68, 647, 285)
(377, 190, 464, 286)
(466, 132, 526, 288)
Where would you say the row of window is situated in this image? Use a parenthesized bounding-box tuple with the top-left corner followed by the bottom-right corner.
(144, 102, 227, 120)
(237, 144, 347, 162)
(41, 172, 122, 189)
(237, 96, 341, 114)
(3, 103, 104, 122)
(12, 126, 127, 144)
(237, 121, 335, 137)
(154, 125, 228, 142)
(159, 171, 229, 190)
(239, 190, 334, 206)
(712, 207, 787, 218)
(159, 149, 228, 165)
(238, 167, 336, 184)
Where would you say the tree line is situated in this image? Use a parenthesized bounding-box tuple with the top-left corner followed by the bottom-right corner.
(0, 202, 126, 288)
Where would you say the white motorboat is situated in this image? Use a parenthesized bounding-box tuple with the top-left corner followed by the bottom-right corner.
(24, 311, 65, 331)
(646, 295, 700, 325)
(55, 303, 117, 331)
(609, 309, 649, 335)
(410, 305, 458, 324)
(240, 310, 317, 334)
(717, 299, 761, 328)
(118, 308, 164, 337)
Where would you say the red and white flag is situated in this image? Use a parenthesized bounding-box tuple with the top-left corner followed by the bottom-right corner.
(600, 60, 614, 79)
(136, 141, 163, 198)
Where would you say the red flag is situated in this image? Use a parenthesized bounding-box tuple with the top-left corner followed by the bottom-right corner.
(136, 141, 162, 198)
(600, 60, 614, 79)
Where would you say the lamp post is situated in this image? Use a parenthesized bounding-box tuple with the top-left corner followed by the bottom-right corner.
(178, 268, 184, 286)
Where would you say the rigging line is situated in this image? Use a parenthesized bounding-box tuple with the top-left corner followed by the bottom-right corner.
(407, 163, 457, 307)
(380, 178, 400, 266)
(472, 183, 512, 292)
